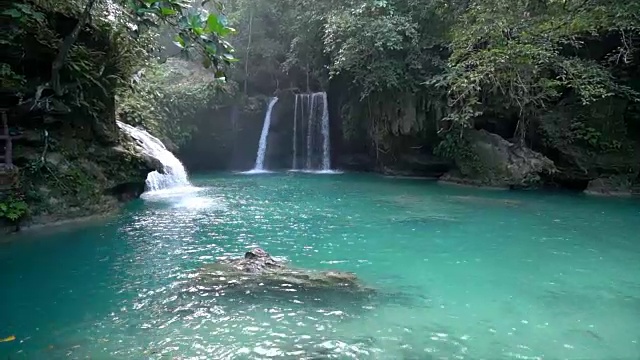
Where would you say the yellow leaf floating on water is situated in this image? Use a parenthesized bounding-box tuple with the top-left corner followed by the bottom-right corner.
(0, 335, 16, 343)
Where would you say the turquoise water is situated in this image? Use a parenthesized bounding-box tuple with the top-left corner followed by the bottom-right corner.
(1, 173, 640, 359)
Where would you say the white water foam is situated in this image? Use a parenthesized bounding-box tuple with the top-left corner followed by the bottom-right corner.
(117, 121, 196, 193)
(252, 97, 279, 172)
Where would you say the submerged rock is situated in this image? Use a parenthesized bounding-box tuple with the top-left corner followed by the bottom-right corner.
(196, 248, 369, 293)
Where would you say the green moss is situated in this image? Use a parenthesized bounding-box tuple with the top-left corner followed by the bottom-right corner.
(434, 130, 483, 175)
(117, 59, 238, 147)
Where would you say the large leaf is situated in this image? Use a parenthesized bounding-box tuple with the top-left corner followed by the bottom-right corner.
(206, 13, 224, 34)
(159, 7, 177, 16)
(222, 53, 238, 63)
(2, 9, 22, 18)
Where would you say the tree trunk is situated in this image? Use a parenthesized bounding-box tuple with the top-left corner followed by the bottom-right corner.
(243, 6, 253, 95)
(50, 0, 98, 96)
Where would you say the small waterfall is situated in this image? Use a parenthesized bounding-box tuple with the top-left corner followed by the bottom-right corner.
(306, 94, 316, 170)
(117, 121, 191, 191)
(320, 92, 331, 170)
(252, 97, 279, 171)
(292, 95, 298, 169)
(292, 92, 332, 171)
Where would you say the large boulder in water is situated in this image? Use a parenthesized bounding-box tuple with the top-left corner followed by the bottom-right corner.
(196, 248, 370, 293)
(440, 129, 556, 189)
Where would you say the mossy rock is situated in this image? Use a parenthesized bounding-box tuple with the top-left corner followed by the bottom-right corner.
(444, 129, 556, 189)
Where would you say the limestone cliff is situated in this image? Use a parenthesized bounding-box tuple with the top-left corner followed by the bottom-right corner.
(0, 1, 161, 233)
(1, 107, 161, 234)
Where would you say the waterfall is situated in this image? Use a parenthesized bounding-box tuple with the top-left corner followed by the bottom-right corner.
(306, 94, 316, 170)
(292, 92, 332, 171)
(320, 92, 331, 171)
(116, 121, 191, 192)
(252, 97, 279, 172)
(292, 95, 298, 169)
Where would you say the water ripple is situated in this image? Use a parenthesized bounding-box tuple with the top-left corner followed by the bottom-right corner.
(2, 174, 640, 359)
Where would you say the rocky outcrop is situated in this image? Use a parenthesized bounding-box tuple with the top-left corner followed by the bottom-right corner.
(0, 1, 162, 234)
(537, 98, 640, 192)
(5, 124, 161, 232)
(442, 129, 556, 189)
(584, 175, 635, 197)
(382, 153, 451, 178)
(196, 248, 370, 293)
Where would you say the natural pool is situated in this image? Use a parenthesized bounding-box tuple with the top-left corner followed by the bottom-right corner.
(1, 173, 639, 359)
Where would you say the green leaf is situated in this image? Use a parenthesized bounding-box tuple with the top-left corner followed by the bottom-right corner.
(206, 13, 223, 34)
(173, 34, 185, 48)
(159, 7, 177, 16)
(136, 7, 158, 15)
(13, 3, 32, 12)
(202, 57, 212, 69)
(222, 53, 238, 62)
(2, 9, 22, 18)
(31, 11, 45, 22)
(205, 45, 217, 55)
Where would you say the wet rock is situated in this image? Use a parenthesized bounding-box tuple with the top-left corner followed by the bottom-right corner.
(382, 153, 451, 178)
(585, 175, 634, 197)
(537, 98, 640, 190)
(338, 153, 375, 172)
(442, 129, 556, 189)
(197, 248, 370, 292)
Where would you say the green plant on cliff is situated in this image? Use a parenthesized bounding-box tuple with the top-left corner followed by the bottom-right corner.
(2, 0, 237, 113)
(0, 197, 29, 222)
(117, 59, 238, 146)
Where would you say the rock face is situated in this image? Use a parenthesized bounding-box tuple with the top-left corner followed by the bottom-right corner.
(441, 129, 556, 188)
(537, 98, 640, 193)
(382, 153, 451, 178)
(6, 125, 161, 232)
(196, 248, 369, 293)
(585, 175, 634, 197)
(0, 1, 165, 234)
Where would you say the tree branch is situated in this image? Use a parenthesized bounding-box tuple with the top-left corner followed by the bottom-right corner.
(50, 0, 98, 96)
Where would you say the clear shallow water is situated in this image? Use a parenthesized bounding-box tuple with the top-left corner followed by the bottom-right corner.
(1, 173, 640, 359)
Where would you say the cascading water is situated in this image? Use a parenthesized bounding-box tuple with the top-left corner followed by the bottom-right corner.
(292, 95, 298, 169)
(292, 92, 332, 171)
(250, 97, 279, 172)
(116, 121, 191, 191)
(320, 92, 331, 170)
(305, 94, 317, 170)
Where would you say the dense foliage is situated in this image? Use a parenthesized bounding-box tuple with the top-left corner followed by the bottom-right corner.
(223, 0, 639, 168)
(1, 0, 237, 114)
(4, 0, 640, 194)
(440, 0, 640, 142)
(117, 58, 237, 147)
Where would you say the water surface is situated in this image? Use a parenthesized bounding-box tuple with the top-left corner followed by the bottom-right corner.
(1, 173, 639, 359)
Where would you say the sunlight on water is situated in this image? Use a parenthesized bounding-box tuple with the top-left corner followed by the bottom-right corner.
(1, 173, 639, 359)
(140, 185, 203, 200)
(240, 169, 275, 175)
